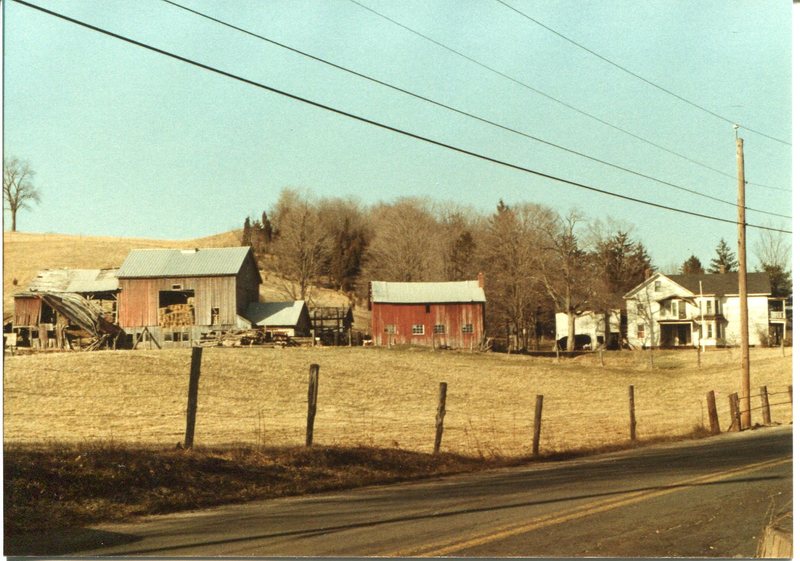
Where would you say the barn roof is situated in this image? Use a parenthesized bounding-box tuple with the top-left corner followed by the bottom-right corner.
(24, 268, 119, 293)
(117, 247, 256, 278)
(666, 272, 772, 295)
(370, 280, 486, 304)
(246, 301, 307, 327)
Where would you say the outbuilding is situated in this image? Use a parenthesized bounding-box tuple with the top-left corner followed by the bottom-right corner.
(369, 275, 486, 349)
(116, 246, 261, 347)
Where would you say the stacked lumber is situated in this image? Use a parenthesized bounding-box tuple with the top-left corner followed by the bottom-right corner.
(159, 304, 195, 327)
(198, 329, 267, 347)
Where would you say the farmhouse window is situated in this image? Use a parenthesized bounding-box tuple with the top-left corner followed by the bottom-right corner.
(384, 324, 397, 334)
(462, 324, 474, 333)
(412, 324, 425, 335)
(434, 324, 446, 334)
(654, 281, 661, 291)
(637, 323, 645, 339)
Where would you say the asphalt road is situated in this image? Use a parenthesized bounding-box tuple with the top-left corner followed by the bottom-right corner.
(18, 426, 793, 557)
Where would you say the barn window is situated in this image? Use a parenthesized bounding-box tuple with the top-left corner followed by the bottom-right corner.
(425, 304, 431, 314)
(462, 324, 474, 333)
(434, 324, 445, 334)
(384, 324, 397, 334)
(412, 324, 425, 335)
(211, 307, 220, 325)
(172, 283, 183, 290)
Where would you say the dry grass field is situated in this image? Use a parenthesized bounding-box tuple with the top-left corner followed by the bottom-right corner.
(4, 346, 792, 457)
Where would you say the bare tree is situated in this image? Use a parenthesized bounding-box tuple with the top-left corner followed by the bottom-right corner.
(360, 198, 442, 283)
(755, 225, 792, 297)
(269, 188, 330, 301)
(534, 209, 594, 351)
(3, 156, 41, 232)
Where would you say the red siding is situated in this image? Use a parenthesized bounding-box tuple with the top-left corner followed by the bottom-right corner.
(371, 302, 484, 349)
(13, 296, 41, 326)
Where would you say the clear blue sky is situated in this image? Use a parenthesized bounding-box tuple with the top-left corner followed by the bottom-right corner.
(3, 0, 792, 270)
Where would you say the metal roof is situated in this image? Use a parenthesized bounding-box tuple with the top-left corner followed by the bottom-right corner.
(246, 301, 307, 327)
(666, 272, 772, 295)
(370, 280, 486, 304)
(117, 247, 254, 278)
(26, 268, 119, 293)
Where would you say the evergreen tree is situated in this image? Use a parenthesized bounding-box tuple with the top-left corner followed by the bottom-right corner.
(680, 255, 704, 274)
(709, 238, 738, 273)
(241, 217, 252, 247)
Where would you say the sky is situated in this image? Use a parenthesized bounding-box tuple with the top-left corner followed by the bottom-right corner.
(2, 0, 793, 270)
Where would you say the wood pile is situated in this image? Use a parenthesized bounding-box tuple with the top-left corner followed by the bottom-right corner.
(159, 304, 195, 327)
(198, 329, 267, 347)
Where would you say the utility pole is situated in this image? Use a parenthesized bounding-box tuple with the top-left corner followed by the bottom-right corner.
(735, 127, 751, 429)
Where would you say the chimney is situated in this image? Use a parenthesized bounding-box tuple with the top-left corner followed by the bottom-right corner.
(477, 272, 485, 288)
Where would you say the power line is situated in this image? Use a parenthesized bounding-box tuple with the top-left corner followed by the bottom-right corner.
(159, 0, 790, 220)
(12, 0, 791, 235)
(495, 0, 792, 148)
(347, 0, 791, 194)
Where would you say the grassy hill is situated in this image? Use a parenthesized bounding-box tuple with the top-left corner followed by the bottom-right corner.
(2, 231, 367, 328)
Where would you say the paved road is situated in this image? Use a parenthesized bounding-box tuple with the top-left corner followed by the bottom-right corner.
(21, 426, 793, 557)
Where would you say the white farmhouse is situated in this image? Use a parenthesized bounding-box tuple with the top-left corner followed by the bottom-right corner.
(623, 272, 786, 349)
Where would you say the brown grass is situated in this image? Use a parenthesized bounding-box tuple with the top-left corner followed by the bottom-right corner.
(4, 346, 792, 456)
(4, 442, 519, 538)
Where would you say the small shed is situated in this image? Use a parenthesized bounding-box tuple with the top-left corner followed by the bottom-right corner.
(369, 276, 486, 349)
(245, 301, 311, 337)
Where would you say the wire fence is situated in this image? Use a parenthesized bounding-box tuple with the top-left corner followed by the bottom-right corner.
(4, 348, 793, 456)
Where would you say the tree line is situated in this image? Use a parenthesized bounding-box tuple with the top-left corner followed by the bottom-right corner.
(242, 188, 659, 351)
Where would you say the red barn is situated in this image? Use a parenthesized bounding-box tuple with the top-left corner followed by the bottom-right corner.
(369, 276, 486, 349)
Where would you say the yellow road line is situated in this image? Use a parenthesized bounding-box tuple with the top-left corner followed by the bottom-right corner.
(388, 456, 791, 557)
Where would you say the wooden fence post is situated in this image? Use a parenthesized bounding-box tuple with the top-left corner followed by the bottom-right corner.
(728, 392, 741, 432)
(434, 382, 447, 454)
(306, 364, 320, 447)
(184, 346, 202, 449)
(789, 385, 793, 405)
(628, 385, 636, 441)
(696, 345, 701, 369)
(706, 391, 720, 434)
(760, 385, 771, 425)
(532, 394, 544, 457)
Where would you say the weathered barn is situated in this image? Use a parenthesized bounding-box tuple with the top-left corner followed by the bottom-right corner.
(310, 306, 354, 345)
(246, 301, 311, 337)
(116, 247, 261, 347)
(12, 268, 122, 349)
(369, 277, 486, 349)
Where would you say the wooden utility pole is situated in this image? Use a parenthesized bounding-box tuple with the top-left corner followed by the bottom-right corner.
(736, 132, 751, 429)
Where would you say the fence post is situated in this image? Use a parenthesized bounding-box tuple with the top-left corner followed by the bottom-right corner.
(706, 391, 720, 435)
(434, 382, 447, 454)
(532, 394, 544, 457)
(728, 392, 741, 432)
(184, 346, 203, 449)
(306, 364, 320, 447)
(789, 385, 793, 405)
(696, 345, 701, 369)
(628, 385, 636, 441)
(760, 385, 771, 425)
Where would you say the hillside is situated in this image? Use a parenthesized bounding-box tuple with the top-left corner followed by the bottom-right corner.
(2, 231, 368, 329)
